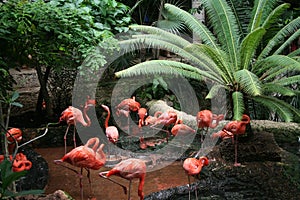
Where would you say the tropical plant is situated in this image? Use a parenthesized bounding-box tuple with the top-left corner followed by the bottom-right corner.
(115, 0, 300, 122)
(0, 0, 131, 117)
(0, 159, 43, 199)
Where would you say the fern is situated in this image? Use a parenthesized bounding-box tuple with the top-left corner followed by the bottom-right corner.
(164, 3, 219, 49)
(203, 0, 240, 70)
(235, 69, 262, 96)
(240, 27, 266, 70)
(252, 95, 297, 122)
(232, 91, 245, 120)
(258, 17, 300, 60)
(263, 83, 296, 96)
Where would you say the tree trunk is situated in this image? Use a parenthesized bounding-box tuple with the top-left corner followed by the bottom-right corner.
(35, 65, 54, 118)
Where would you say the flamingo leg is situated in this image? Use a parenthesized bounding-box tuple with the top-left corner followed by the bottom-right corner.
(150, 125, 170, 143)
(86, 168, 92, 197)
(73, 125, 76, 148)
(128, 179, 132, 200)
(234, 137, 241, 166)
(80, 168, 83, 200)
(187, 175, 191, 200)
(64, 125, 71, 154)
(99, 172, 127, 194)
(54, 160, 84, 199)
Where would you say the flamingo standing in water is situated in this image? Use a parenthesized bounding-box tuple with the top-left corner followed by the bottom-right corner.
(171, 122, 196, 153)
(115, 96, 141, 135)
(183, 156, 209, 200)
(59, 97, 96, 154)
(212, 114, 250, 166)
(99, 158, 146, 200)
(54, 137, 106, 200)
(101, 104, 119, 159)
(196, 110, 224, 142)
(147, 110, 178, 142)
(6, 128, 22, 154)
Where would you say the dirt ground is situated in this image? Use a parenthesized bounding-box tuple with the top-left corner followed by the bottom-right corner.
(34, 146, 190, 200)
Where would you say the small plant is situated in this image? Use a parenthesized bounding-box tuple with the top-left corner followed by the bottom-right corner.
(0, 91, 44, 198)
(0, 159, 43, 199)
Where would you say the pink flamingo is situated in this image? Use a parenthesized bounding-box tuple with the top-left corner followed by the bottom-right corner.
(147, 110, 178, 142)
(102, 104, 119, 144)
(99, 158, 146, 200)
(54, 137, 106, 200)
(6, 128, 22, 154)
(59, 97, 95, 154)
(196, 110, 224, 142)
(115, 96, 141, 134)
(212, 114, 250, 166)
(183, 156, 209, 200)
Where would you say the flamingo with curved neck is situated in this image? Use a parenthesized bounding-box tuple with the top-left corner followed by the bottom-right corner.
(183, 156, 209, 200)
(212, 114, 251, 166)
(99, 158, 146, 200)
(196, 110, 224, 142)
(102, 104, 119, 144)
(59, 97, 95, 154)
(54, 137, 106, 200)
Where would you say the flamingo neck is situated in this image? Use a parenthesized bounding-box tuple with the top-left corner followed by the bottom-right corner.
(97, 144, 106, 164)
(85, 137, 99, 152)
(83, 106, 91, 126)
(104, 108, 110, 129)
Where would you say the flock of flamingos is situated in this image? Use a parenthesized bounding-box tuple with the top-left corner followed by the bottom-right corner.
(2, 96, 251, 200)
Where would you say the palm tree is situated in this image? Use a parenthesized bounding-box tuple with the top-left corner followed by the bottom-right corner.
(115, 0, 300, 121)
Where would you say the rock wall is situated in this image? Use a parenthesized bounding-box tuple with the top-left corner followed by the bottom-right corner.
(9, 68, 40, 116)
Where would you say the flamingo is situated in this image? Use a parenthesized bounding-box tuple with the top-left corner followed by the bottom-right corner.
(102, 104, 119, 144)
(171, 122, 196, 155)
(54, 137, 106, 200)
(115, 96, 141, 135)
(196, 110, 224, 142)
(138, 108, 148, 128)
(0, 153, 32, 172)
(6, 128, 22, 154)
(147, 110, 178, 142)
(59, 97, 95, 154)
(212, 114, 250, 166)
(183, 156, 209, 200)
(115, 96, 141, 117)
(99, 158, 146, 200)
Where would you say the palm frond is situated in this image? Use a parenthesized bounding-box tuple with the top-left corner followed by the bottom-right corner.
(206, 84, 225, 99)
(274, 29, 300, 55)
(255, 55, 300, 80)
(288, 48, 300, 57)
(184, 44, 232, 83)
(227, 0, 252, 37)
(235, 69, 262, 96)
(252, 95, 297, 122)
(186, 44, 235, 84)
(262, 3, 290, 30)
(249, 0, 279, 32)
(129, 25, 191, 48)
(164, 3, 219, 49)
(272, 75, 300, 86)
(240, 27, 266, 70)
(258, 17, 300, 60)
(232, 91, 245, 120)
(202, 0, 240, 70)
(263, 83, 296, 96)
(115, 60, 222, 83)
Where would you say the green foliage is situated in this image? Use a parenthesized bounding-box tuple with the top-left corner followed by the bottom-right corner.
(115, 0, 300, 121)
(0, 159, 43, 199)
